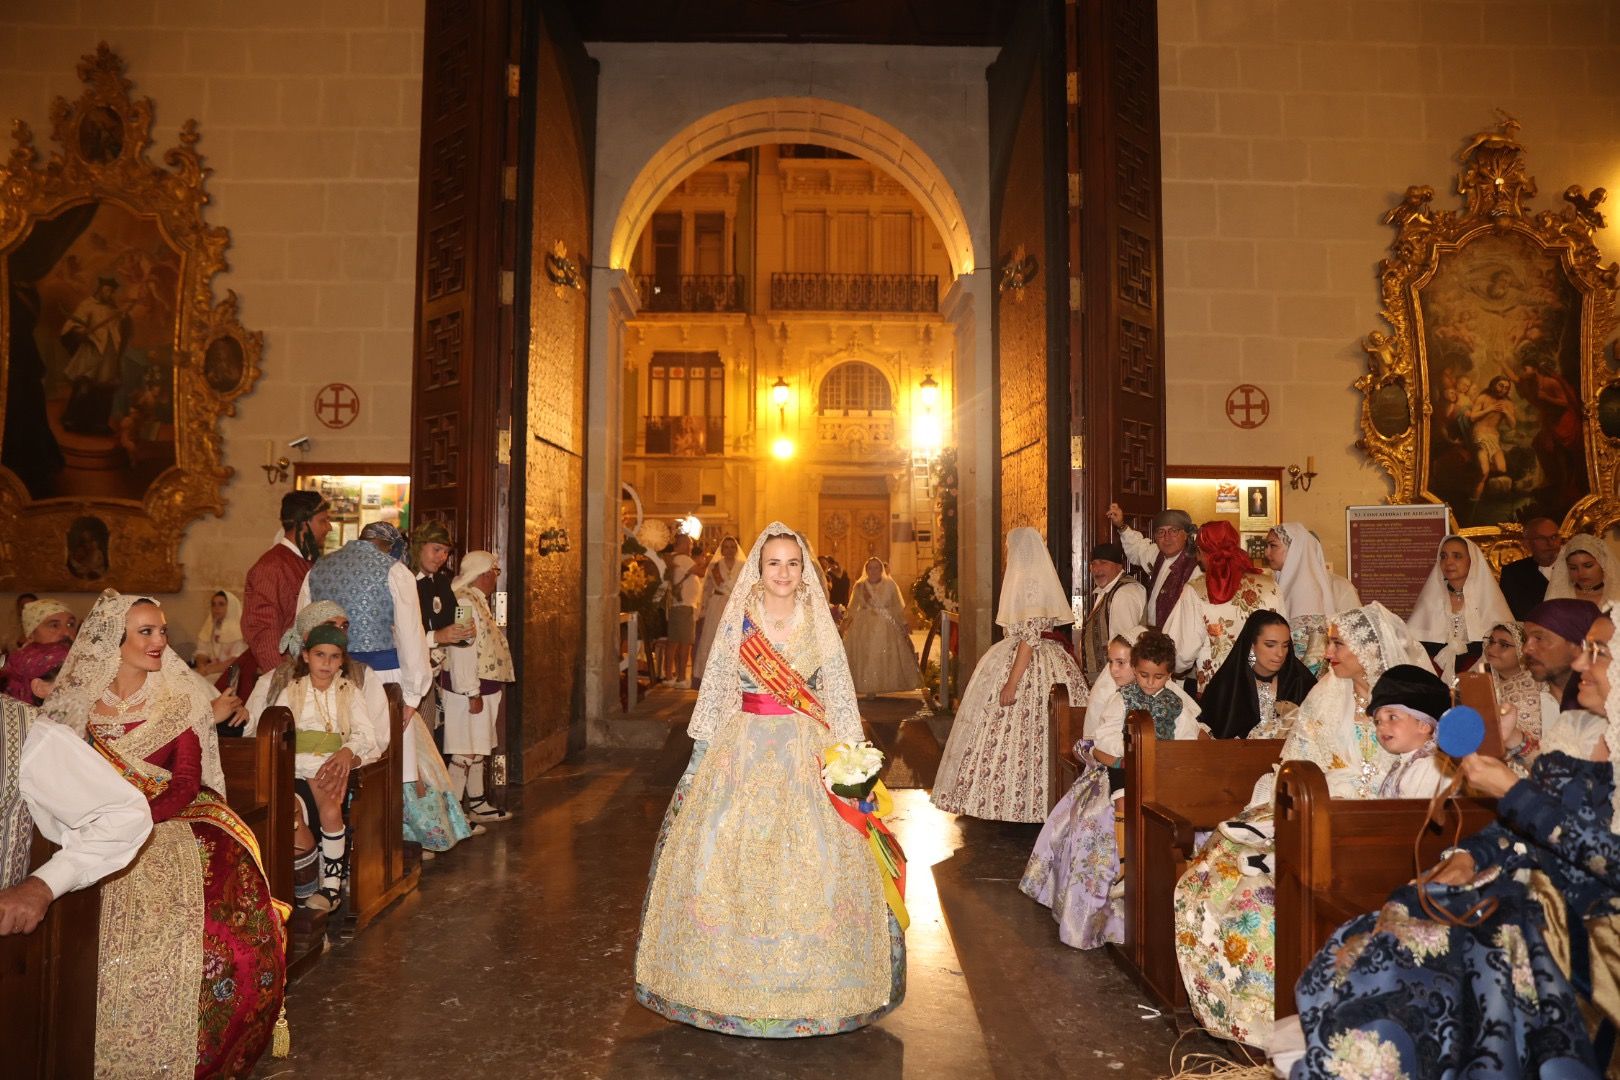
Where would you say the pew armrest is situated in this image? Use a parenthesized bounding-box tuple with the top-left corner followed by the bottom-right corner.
(1141, 801, 1198, 859)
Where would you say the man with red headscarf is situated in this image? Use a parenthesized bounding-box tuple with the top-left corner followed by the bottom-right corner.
(1162, 521, 1284, 691)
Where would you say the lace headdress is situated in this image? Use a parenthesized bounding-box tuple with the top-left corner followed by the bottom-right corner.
(1405, 535, 1514, 646)
(686, 523, 862, 744)
(1273, 523, 1337, 619)
(1333, 600, 1430, 683)
(996, 527, 1073, 628)
(44, 589, 226, 794)
(1547, 534, 1620, 608)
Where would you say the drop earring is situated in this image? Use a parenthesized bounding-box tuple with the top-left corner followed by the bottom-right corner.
(1247, 648, 1258, 667)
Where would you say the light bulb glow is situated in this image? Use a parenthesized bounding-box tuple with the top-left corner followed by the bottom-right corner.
(678, 514, 703, 540)
(771, 376, 791, 407)
(918, 372, 940, 409)
(911, 413, 943, 453)
(771, 436, 795, 460)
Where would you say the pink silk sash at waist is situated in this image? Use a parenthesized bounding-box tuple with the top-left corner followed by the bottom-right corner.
(741, 691, 795, 715)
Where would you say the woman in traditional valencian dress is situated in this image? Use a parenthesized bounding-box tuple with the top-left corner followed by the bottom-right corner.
(44, 590, 286, 1078)
(933, 527, 1087, 823)
(1263, 523, 1360, 675)
(1172, 601, 1428, 1047)
(1406, 533, 1514, 681)
(635, 524, 906, 1037)
(842, 557, 922, 697)
(1283, 611, 1620, 1078)
(193, 589, 248, 680)
(1201, 609, 1317, 741)
(1547, 532, 1620, 608)
(691, 534, 741, 688)
(1164, 520, 1284, 693)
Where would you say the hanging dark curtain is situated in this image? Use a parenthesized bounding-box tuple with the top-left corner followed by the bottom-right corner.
(3, 201, 101, 498)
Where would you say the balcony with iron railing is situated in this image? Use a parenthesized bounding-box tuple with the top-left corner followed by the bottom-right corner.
(769, 273, 939, 313)
(643, 415, 725, 456)
(633, 274, 746, 313)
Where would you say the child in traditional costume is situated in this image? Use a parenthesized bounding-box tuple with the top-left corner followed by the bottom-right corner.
(444, 550, 516, 823)
(1022, 631, 1201, 948)
(1367, 663, 1453, 799)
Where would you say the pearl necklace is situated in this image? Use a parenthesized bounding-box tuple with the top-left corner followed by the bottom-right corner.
(99, 678, 151, 715)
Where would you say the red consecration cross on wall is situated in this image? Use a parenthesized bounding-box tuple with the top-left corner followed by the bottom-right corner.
(314, 382, 361, 429)
(1225, 383, 1270, 429)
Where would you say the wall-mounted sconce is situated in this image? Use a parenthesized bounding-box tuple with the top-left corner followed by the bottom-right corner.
(1287, 456, 1318, 492)
(261, 440, 290, 483)
(261, 457, 291, 485)
(537, 525, 571, 556)
(545, 239, 583, 295)
(998, 244, 1038, 300)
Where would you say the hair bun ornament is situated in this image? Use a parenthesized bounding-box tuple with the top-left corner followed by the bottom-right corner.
(1437, 704, 1485, 758)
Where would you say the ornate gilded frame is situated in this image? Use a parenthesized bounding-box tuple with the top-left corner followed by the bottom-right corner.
(0, 45, 261, 590)
(1356, 115, 1620, 565)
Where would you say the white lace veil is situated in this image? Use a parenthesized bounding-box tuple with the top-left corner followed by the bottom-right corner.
(1334, 600, 1432, 678)
(43, 589, 226, 795)
(996, 527, 1073, 628)
(687, 523, 863, 744)
(1274, 523, 1336, 619)
(1547, 534, 1620, 607)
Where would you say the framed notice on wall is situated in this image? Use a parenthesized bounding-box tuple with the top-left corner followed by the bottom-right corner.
(1346, 504, 1452, 619)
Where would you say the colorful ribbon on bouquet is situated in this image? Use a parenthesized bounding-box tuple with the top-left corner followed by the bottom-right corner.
(739, 616, 910, 929)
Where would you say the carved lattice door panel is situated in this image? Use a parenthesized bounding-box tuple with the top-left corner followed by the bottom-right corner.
(819, 497, 891, 573)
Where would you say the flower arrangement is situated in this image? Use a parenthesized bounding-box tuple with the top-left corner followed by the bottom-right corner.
(821, 740, 886, 802)
(635, 518, 673, 554)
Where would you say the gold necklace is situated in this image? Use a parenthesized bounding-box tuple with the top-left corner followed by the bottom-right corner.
(311, 681, 339, 733)
(99, 677, 150, 715)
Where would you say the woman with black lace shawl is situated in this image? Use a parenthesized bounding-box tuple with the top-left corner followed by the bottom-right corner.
(1200, 609, 1317, 741)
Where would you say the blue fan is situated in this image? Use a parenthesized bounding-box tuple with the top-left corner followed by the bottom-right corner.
(1437, 704, 1485, 759)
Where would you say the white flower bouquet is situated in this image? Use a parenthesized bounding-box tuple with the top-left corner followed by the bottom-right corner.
(821, 740, 885, 800)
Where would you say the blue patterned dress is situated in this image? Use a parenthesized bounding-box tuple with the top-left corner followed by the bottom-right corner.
(1292, 752, 1620, 1078)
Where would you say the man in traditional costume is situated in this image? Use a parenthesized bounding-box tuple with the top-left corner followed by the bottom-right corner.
(242, 490, 331, 672)
(0, 696, 151, 935)
(1078, 542, 1146, 685)
(1104, 503, 1202, 632)
(410, 521, 474, 743)
(1, 598, 77, 705)
(443, 550, 515, 823)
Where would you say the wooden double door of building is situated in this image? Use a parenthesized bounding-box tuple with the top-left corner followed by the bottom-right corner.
(819, 497, 891, 574)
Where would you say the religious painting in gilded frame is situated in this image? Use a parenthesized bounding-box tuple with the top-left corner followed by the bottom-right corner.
(1356, 114, 1620, 565)
(0, 44, 262, 590)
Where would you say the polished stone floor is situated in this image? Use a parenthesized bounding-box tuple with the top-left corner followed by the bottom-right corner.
(253, 691, 1238, 1079)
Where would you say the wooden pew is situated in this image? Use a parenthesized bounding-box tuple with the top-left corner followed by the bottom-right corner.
(1047, 687, 1086, 812)
(345, 684, 419, 932)
(1272, 759, 1498, 1017)
(1115, 713, 1285, 1009)
(220, 707, 295, 906)
(0, 832, 101, 1079)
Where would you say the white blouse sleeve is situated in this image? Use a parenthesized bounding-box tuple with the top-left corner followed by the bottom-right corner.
(1092, 693, 1127, 760)
(349, 676, 388, 766)
(1161, 590, 1206, 675)
(242, 674, 272, 738)
(21, 721, 153, 898)
(388, 562, 432, 709)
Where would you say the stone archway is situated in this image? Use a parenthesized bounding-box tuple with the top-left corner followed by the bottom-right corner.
(608, 97, 977, 280)
(582, 95, 996, 742)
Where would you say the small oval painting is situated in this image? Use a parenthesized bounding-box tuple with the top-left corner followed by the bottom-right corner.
(204, 335, 246, 396)
(66, 515, 110, 581)
(78, 106, 124, 164)
(1370, 381, 1412, 439)
(1598, 383, 1620, 441)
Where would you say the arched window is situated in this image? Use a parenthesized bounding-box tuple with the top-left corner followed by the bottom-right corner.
(818, 361, 892, 414)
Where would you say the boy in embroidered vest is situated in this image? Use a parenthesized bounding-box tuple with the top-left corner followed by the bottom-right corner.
(1091, 628, 1207, 764)
(444, 551, 516, 822)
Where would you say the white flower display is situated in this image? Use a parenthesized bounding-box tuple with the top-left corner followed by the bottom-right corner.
(821, 741, 885, 790)
(635, 519, 673, 553)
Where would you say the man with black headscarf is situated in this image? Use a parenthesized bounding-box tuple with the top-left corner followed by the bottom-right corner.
(242, 490, 331, 671)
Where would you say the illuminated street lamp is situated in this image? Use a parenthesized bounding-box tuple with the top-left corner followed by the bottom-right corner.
(918, 372, 940, 409)
(770, 375, 791, 408)
(771, 436, 795, 460)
